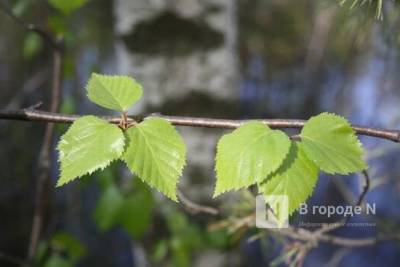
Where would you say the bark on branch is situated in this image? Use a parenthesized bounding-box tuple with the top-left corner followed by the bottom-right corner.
(0, 109, 399, 142)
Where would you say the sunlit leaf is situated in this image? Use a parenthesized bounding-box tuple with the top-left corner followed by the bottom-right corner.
(86, 73, 143, 112)
(259, 142, 318, 220)
(300, 112, 367, 174)
(57, 116, 125, 186)
(123, 118, 186, 201)
(214, 121, 291, 197)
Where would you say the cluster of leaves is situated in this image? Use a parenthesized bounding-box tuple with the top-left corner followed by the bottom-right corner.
(57, 73, 186, 201)
(57, 73, 367, 221)
(215, 113, 367, 222)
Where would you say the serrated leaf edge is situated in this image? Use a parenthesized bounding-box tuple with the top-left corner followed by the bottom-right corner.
(213, 123, 291, 197)
(86, 73, 143, 112)
(258, 142, 319, 216)
(123, 119, 186, 201)
(300, 112, 367, 175)
(56, 157, 123, 187)
(56, 116, 125, 187)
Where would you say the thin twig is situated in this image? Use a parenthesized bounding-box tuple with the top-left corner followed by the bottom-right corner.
(25, 48, 63, 266)
(316, 233, 397, 247)
(315, 170, 371, 235)
(6, 69, 49, 110)
(0, 110, 399, 142)
(0, 3, 65, 265)
(355, 170, 370, 207)
(261, 218, 398, 248)
(0, 0, 60, 50)
(177, 190, 219, 215)
(214, 212, 400, 248)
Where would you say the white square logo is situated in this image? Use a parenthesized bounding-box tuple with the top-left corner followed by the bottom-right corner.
(255, 195, 289, 229)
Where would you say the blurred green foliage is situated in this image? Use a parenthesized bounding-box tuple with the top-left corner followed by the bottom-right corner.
(93, 167, 155, 239)
(23, 32, 43, 59)
(48, 0, 89, 15)
(151, 206, 232, 267)
(36, 232, 86, 267)
(91, 163, 233, 266)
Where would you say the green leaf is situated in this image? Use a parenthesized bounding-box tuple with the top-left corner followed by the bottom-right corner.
(300, 112, 367, 174)
(48, 0, 89, 15)
(57, 116, 125, 186)
(123, 118, 186, 201)
(93, 184, 124, 231)
(86, 73, 143, 112)
(259, 142, 319, 218)
(214, 121, 291, 197)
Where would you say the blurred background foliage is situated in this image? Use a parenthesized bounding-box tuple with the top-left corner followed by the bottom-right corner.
(1, 0, 400, 266)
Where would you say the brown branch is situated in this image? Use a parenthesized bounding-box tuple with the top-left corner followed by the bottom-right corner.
(355, 170, 370, 207)
(0, 0, 60, 50)
(264, 220, 398, 248)
(209, 212, 397, 248)
(0, 109, 399, 142)
(0, 2, 65, 265)
(25, 49, 63, 266)
(177, 190, 219, 215)
(285, 227, 395, 247)
(316, 233, 379, 247)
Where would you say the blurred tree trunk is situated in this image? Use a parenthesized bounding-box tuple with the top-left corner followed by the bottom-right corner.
(113, 0, 239, 265)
